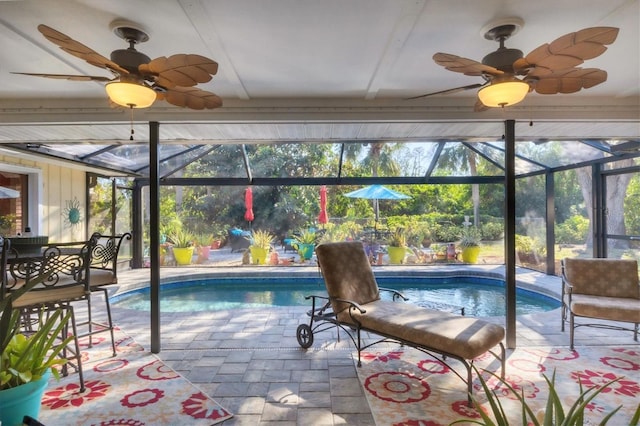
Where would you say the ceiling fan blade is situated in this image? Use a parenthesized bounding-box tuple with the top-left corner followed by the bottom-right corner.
(433, 53, 502, 77)
(140, 54, 219, 88)
(514, 27, 619, 74)
(530, 67, 607, 94)
(37, 24, 128, 75)
(473, 99, 490, 112)
(406, 83, 486, 100)
(158, 86, 223, 110)
(11, 72, 112, 82)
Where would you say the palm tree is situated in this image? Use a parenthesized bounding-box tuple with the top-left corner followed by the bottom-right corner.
(343, 142, 402, 219)
(437, 143, 480, 226)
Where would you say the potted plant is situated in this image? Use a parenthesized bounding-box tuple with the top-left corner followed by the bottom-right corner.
(419, 226, 433, 248)
(432, 243, 447, 261)
(1, 267, 73, 426)
(168, 229, 195, 265)
(249, 229, 274, 265)
(386, 228, 407, 264)
(210, 228, 225, 249)
(460, 226, 482, 264)
(294, 229, 317, 260)
(194, 233, 213, 263)
(453, 366, 640, 425)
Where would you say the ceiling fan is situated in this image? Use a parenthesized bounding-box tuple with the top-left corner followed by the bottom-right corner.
(409, 19, 619, 110)
(13, 21, 222, 110)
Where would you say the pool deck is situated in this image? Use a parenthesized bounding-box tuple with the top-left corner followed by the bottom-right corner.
(96, 262, 637, 425)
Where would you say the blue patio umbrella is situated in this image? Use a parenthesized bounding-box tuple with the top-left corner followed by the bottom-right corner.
(344, 184, 410, 223)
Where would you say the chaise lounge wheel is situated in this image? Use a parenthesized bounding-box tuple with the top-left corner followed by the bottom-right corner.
(296, 324, 314, 348)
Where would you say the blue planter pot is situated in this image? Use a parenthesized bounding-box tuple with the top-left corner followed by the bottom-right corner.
(0, 370, 50, 426)
(298, 243, 315, 260)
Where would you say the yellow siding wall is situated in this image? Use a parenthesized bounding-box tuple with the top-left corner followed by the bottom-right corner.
(0, 154, 86, 243)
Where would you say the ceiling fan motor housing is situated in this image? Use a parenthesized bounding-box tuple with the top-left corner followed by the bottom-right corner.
(110, 49, 151, 74)
(482, 48, 523, 73)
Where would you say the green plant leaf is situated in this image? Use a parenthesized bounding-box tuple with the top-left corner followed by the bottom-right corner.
(542, 372, 564, 425)
(629, 402, 640, 426)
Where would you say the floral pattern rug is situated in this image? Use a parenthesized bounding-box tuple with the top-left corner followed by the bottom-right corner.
(39, 328, 233, 425)
(355, 345, 640, 425)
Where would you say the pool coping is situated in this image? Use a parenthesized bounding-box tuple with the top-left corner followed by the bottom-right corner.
(111, 264, 563, 302)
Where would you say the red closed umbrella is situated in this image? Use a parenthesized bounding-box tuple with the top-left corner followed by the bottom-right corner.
(244, 187, 254, 225)
(318, 185, 328, 226)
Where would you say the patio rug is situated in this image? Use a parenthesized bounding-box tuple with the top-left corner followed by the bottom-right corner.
(38, 328, 233, 425)
(355, 345, 640, 425)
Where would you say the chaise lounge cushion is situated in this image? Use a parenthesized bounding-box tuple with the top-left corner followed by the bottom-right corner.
(341, 299, 505, 360)
(316, 241, 381, 314)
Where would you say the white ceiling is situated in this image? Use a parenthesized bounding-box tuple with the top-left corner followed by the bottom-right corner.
(0, 0, 638, 143)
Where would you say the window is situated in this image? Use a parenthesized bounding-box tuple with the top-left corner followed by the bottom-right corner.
(0, 171, 26, 235)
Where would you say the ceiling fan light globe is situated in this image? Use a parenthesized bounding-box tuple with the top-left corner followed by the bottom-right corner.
(105, 81, 156, 108)
(478, 80, 529, 108)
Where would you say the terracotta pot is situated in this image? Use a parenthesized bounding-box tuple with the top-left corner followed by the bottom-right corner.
(198, 246, 211, 263)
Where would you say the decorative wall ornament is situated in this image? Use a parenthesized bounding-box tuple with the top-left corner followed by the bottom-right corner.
(63, 197, 82, 228)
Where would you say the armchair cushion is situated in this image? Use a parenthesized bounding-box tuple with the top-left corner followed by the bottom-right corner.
(569, 294, 640, 323)
(563, 258, 639, 298)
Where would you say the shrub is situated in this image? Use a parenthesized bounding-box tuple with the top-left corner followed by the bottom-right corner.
(432, 222, 462, 242)
(556, 215, 589, 244)
(515, 235, 544, 254)
(515, 234, 546, 264)
(481, 222, 504, 240)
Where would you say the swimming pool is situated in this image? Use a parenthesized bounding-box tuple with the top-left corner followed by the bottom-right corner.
(111, 276, 560, 317)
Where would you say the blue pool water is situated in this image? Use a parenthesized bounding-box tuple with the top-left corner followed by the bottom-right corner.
(111, 276, 560, 317)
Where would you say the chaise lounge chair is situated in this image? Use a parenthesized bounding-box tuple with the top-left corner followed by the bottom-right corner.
(227, 228, 252, 252)
(297, 241, 506, 402)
